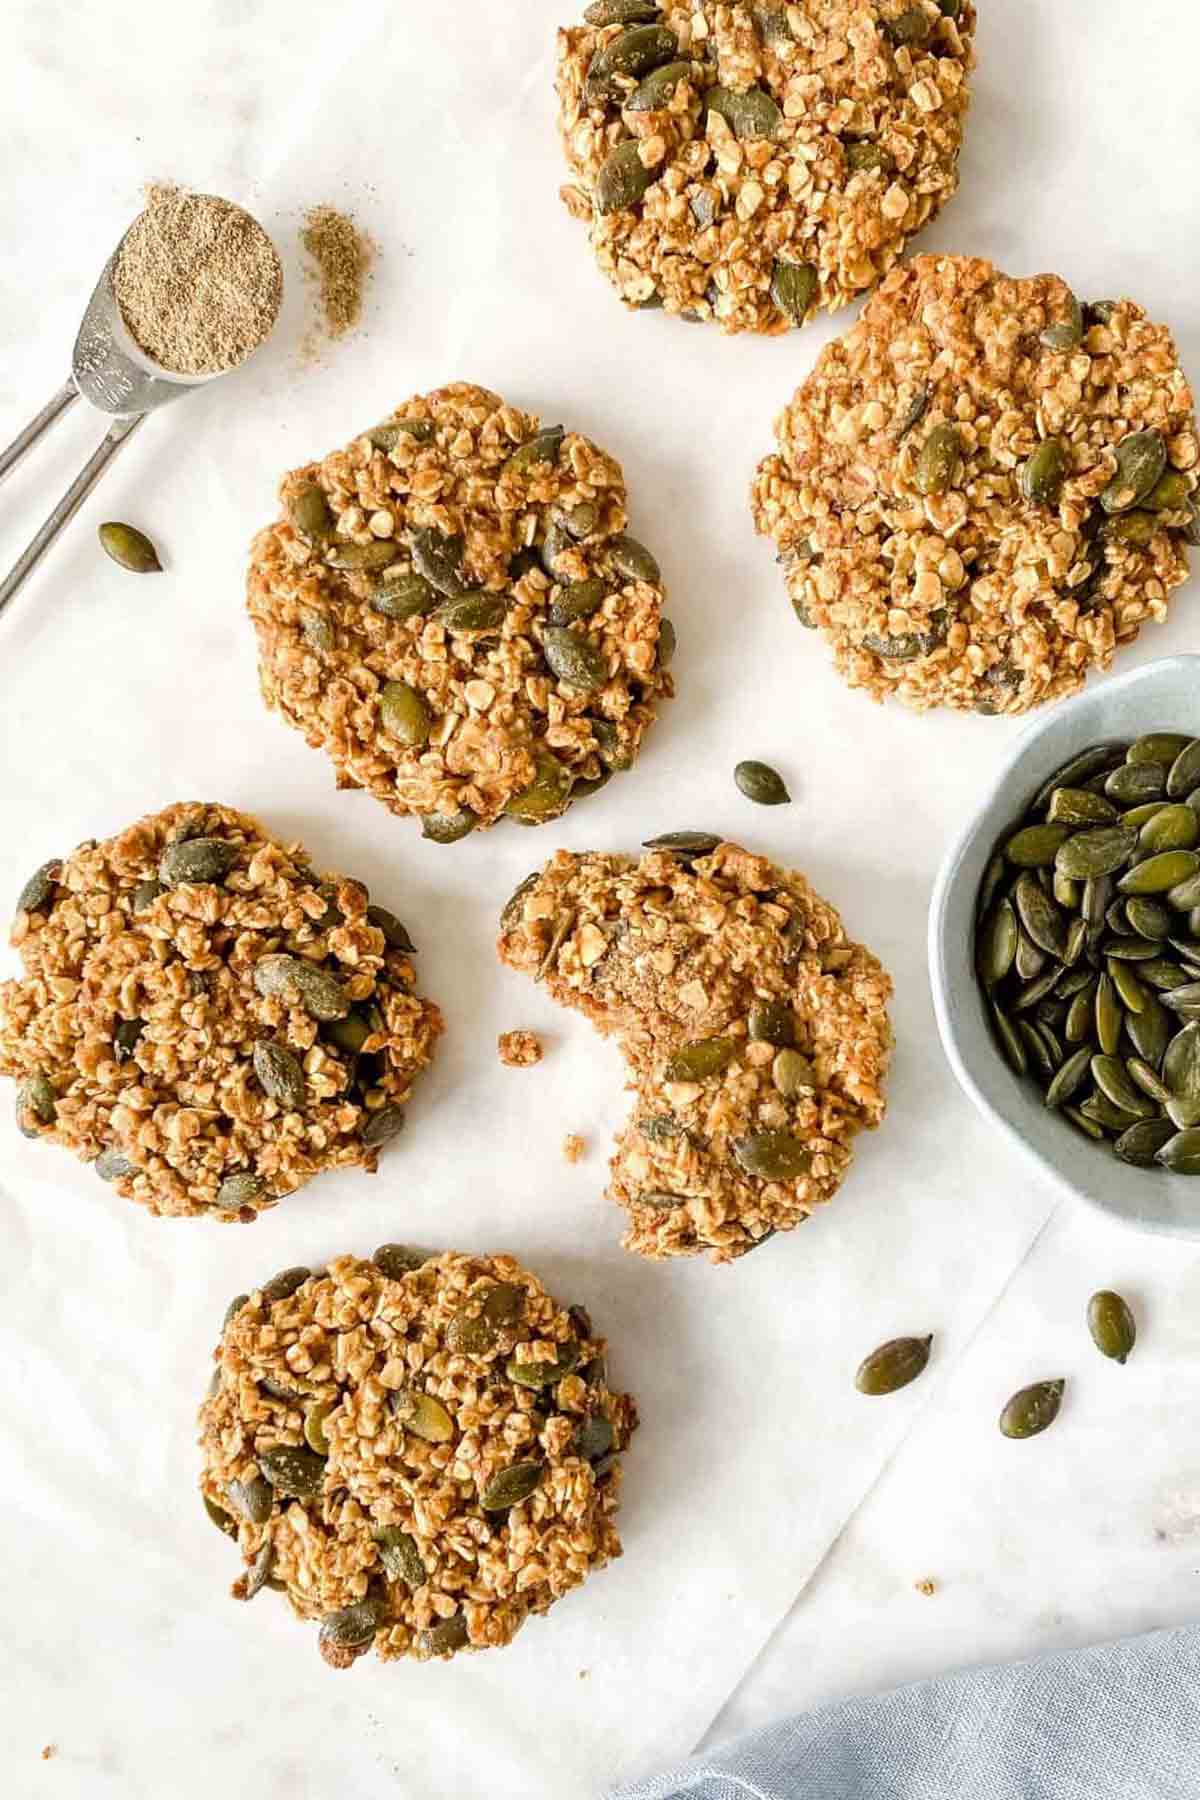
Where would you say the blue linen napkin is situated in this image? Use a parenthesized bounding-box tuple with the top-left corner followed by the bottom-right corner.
(611, 1627, 1199, 1800)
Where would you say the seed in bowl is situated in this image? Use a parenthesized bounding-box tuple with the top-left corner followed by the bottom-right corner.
(199, 1250, 636, 1665)
(2, 803, 442, 1218)
(497, 836, 892, 1262)
(247, 382, 674, 838)
(974, 735, 1200, 1171)
(555, 1, 976, 332)
(751, 256, 1198, 713)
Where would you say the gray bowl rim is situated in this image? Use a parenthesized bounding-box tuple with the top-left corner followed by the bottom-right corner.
(928, 653, 1200, 1240)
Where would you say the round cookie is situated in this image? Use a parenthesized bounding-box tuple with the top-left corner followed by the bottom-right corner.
(0, 803, 441, 1219)
(751, 255, 1199, 713)
(555, 0, 975, 333)
(199, 1250, 636, 1665)
(497, 837, 892, 1261)
(247, 382, 674, 840)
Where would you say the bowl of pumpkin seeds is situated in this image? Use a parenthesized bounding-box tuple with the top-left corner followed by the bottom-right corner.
(930, 655, 1200, 1238)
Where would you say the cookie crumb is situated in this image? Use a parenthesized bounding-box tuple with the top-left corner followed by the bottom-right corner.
(41, 1746, 56, 1761)
(498, 1029, 543, 1069)
(300, 205, 373, 352)
(914, 1578, 937, 1597)
(562, 1133, 586, 1164)
(578, 1669, 589, 1680)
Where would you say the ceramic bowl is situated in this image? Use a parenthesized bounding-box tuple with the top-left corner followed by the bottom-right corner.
(929, 654, 1200, 1239)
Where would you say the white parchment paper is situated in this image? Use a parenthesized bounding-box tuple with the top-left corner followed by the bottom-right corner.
(1, 3, 1198, 1797)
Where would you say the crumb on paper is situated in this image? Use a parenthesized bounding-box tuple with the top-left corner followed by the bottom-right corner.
(578, 1669, 589, 1680)
(41, 1745, 56, 1761)
(299, 205, 375, 362)
(562, 1133, 586, 1164)
(914, 1578, 937, 1597)
(498, 1029, 543, 1069)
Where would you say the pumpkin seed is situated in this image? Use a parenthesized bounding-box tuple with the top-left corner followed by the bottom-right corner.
(1038, 293, 1083, 352)
(1064, 984, 1096, 1044)
(1014, 872, 1068, 959)
(1169, 873, 1200, 910)
(421, 808, 477, 845)
(732, 1131, 811, 1180)
(1035, 744, 1129, 809)
(1126, 992, 1172, 1065)
(371, 574, 436, 621)
(1084, 1290, 1136, 1363)
(158, 837, 237, 887)
(362, 1104, 406, 1147)
(216, 1171, 263, 1210)
(1168, 1095, 1200, 1130)
(95, 1147, 134, 1181)
(1092, 1054, 1155, 1118)
(223, 1293, 250, 1330)
(481, 1460, 543, 1511)
(577, 1415, 615, 1461)
(97, 519, 163, 573)
(505, 752, 574, 823)
(1167, 741, 1200, 799)
(770, 259, 819, 325)
(664, 1037, 736, 1081)
(772, 1048, 816, 1096)
(596, 139, 655, 212)
(1107, 957, 1148, 1015)
(411, 527, 469, 599)
(588, 21, 678, 98)
(706, 83, 781, 138)
(627, 59, 696, 109)
(885, 5, 932, 45)
(240, 1540, 274, 1602)
(748, 1000, 794, 1046)
(915, 423, 962, 497)
(549, 579, 606, 625)
(1162, 982, 1200, 1014)
(253, 1040, 306, 1111)
(1142, 471, 1192, 513)
(304, 1401, 333, 1456)
(990, 1002, 1027, 1075)
(379, 681, 432, 748)
(374, 1527, 426, 1586)
(1127, 1058, 1173, 1105)
(1047, 787, 1116, 825)
(844, 141, 893, 175)
(1125, 896, 1172, 938)
(658, 616, 677, 667)
(854, 1335, 932, 1396)
(610, 533, 660, 584)
(978, 898, 1018, 988)
(367, 905, 415, 954)
(1044, 1045, 1092, 1109)
(227, 1474, 274, 1523)
(999, 1379, 1065, 1439)
(204, 1493, 236, 1537)
(1080, 1090, 1140, 1133)
(1121, 851, 1200, 895)
(1114, 1117, 1175, 1167)
(507, 1344, 579, 1388)
(1021, 436, 1068, 505)
(1103, 511, 1157, 548)
(735, 759, 790, 805)
(643, 830, 719, 856)
(16, 1073, 55, 1135)
(367, 418, 434, 450)
(585, 0, 662, 21)
(1006, 823, 1073, 867)
(1055, 825, 1138, 880)
(287, 483, 333, 540)
(503, 426, 564, 476)
(16, 860, 59, 915)
(1157, 1128, 1200, 1174)
(418, 1614, 468, 1655)
(373, 1243, 428, 1279)
(543, 624, 608, 691)
(1101, 431, 1167, 513)
(391, 1388, 454, 1443)
(320, 1596, 383, 1649)
(1065, 1105, 1105, 1141)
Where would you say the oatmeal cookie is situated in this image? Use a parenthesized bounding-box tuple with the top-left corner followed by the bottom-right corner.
(497, 837, 892, 1261)
(1, 803, 442, 1219)
(555, 1, 975, 333)
(199, 1249, 635, 1665)
(751, 255, 1199, 712)
(247, 382, 674, 838)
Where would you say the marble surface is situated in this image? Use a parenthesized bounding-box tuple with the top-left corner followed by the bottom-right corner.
(1, 3, 1198, 1797)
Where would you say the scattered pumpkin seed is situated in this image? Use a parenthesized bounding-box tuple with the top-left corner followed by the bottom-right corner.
(98, 519, 162, 573)
(734, 759, 790, 805)
(643, 830, 719, 857)
(854, 1334, 932, 1395)
(421, 809, 477, 844)
(16, 860, 58, 915)
(999, 1379, 1064, 1439)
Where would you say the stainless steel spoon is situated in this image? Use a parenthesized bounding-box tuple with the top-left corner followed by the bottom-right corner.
(0, 242, 227, 615)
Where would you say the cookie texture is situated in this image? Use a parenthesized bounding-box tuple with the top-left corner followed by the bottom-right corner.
(247, 383, 673, 838)
(751, 255, 1199, 713)
(1, 803, 441, 1219)
(556, 0, 975, 333)
(199, 1250, 635, 1665)
(497, 839, 892, 1261)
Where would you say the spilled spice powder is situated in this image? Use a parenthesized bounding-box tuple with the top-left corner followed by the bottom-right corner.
(112, 186, 282, 376)
(300, 206, 373, 348)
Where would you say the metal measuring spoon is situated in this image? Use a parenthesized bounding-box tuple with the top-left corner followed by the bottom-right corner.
(0, 219, 272, 615)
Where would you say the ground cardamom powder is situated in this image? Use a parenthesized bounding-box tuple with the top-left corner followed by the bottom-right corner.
(300, 205, 373, 344)
(112, 186, 283, 377)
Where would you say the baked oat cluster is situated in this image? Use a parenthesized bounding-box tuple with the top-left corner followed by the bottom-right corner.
(199, 1250, 636, 1666)
(555, 0, 975, 333)
(0, 803, 441, 1219)
(498, 836, 892, 1261)
(247, 382, 674, 839)
(751, 255, 1200, 713)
